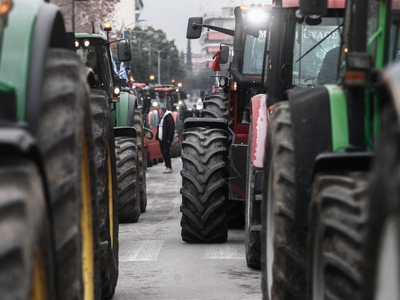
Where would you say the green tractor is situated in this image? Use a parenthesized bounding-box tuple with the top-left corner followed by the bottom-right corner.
(75, 27, 147, 224)
(0, 0, 105, 298)
(262, 0, 400, 299)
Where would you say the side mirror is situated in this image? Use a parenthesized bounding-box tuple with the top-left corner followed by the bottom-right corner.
(219, 46, 230, 65)
(186, 17, 203, 39)
(117, 40, 132, 61)
(300, 0, 327, 16)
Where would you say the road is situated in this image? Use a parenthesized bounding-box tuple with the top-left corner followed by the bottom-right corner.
(113, 157, 262, 300)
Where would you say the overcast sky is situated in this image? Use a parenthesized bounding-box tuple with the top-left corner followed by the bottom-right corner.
(116, 0, 271, 53)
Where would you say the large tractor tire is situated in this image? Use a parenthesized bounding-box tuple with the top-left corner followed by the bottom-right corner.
(202, 94, 241, 229)
(308, 171, 368, 300)
(0, 158, 56, 300)
(134, 109, 147, 213)
(89, 90, 119, 299)
(115, 136, 141, 223)
(261, 101, 306, 300)
(180, 127, 229, 243)
(364, 104, 400, 300)
(202, 94, 229, 119)
(170, 130, 181, 158)
(35, 49, 101, 300)
(245, 117, 261, 269)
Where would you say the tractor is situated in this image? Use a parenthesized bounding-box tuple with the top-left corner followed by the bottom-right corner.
(261, 0, 400, 299)
(0, 0, 107, 298)
(181, 4, 270, 244)
(75, 27, 148, 223)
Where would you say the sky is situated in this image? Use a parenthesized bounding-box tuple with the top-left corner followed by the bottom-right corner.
(116, 0, 271, 54)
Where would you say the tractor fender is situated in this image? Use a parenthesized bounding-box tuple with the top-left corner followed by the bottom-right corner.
(0, 127, 50, 200)
(0, 1, 68, 132)
(250, 93, 268, 168)
(184, 117, 229, 131)
(113, 126, 136, 138)
(117, 92, 137, 127)
(288, 86, 333, 227)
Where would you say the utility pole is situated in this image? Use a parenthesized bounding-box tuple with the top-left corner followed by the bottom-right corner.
(72, 0, 75, 32)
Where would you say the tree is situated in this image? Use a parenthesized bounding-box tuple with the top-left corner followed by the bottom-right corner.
(127, 27, 186, 85)
(50, 0, 121, 33)
(186, 40, 193, 74)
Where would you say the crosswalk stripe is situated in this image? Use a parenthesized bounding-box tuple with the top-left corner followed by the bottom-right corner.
(204, 243, 246, 259)
(120, 240, 164, 261)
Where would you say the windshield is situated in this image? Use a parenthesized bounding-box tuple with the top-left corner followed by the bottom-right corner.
(243, 30, 268, 75)
(388, 2, 400, 62)
(76, 43, 114, 96)
(364, 0, 400, 65)
(292, 17, 343, 86)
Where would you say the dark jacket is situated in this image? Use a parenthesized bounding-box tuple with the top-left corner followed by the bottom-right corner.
(156, 112, 175, 142)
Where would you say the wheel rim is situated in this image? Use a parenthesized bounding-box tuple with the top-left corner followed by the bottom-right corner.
(107, 149, 114, 249)
(266, 164, 275, 299)
(312, 225, 324, 299)
(374, 215, 400, 300)
(81, 135, 95, 300)
(31, 249, 47, 300)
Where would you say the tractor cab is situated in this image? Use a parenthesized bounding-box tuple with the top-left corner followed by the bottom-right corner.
(75, 32, 131, 103)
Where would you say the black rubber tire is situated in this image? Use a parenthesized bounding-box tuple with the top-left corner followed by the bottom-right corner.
(245, 117, 261, 269)
(115, 136, 141, 223)
(89, 90, 119, 299)
(0, 158, 56, 300)
(261, 101, 306, 300)
(202, 94, 229, 119)
(202, 93, 241, 228)
(147, 154, 153, 167)
(35, 49, 101, 300)
(170, 131, 181, 158)
(226, 201, 245, 229)
(180, 127, 229, 243)
(364, 104, 400, 300)
(308, 171, 368, 300)
(134, 109, 147, 213)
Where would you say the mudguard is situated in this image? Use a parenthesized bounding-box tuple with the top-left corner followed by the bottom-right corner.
(113, 126, 136, 138)
(288, 86, 333, 227)
(0, 126, 47, 179)
(116, 92, 137, 127)
(0, 1, 68, 131)
(250, 93, 268, 168)
(184, 117, 229, 131)
(0, 126, 52, 207)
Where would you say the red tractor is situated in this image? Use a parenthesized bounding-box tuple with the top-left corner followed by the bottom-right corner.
(181, 4, 271, 244)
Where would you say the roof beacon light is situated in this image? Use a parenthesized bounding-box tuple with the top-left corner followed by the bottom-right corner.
(0, 0, 13, 15)
(104, 23, 112, 32)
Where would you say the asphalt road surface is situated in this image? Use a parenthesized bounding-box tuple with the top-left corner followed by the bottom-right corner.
(113, 157, 262, 300)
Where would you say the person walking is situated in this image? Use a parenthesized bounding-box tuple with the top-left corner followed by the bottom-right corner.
(156, 107, 175, 173)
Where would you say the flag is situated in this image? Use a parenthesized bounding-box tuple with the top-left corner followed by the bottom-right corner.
(211, 50, 221, 72)
(120, 21, 127, 39)
(111, 50, 118, 75)
(119, 62, 129, 82)
(99, 21, 106, 36)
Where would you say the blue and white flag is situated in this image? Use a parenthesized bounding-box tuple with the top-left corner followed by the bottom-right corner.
(120, 21, 127, 39)
(99, 21, 106, 36)
(119, 62, 129, 82)
(111, 50, 118, 75)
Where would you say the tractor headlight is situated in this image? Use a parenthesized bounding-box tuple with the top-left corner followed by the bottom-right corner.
(113, 86, 121, 96)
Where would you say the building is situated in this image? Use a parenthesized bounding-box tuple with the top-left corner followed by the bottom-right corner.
(199, 7, 235, 68)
